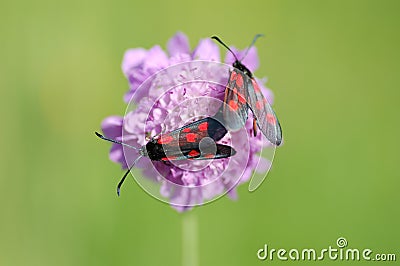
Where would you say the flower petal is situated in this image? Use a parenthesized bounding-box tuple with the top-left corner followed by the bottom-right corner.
(167, 32, 190, 57)
(109, 144, 126, 168)
(143, 45, 169, 71)
(227, 188, 238, 200)
(169, 53, 192, 65)
(121, 48, 147, 77)
(254, 156, 271, 173)
(101, 116, 123, 139)
(192, 38, 220, 61)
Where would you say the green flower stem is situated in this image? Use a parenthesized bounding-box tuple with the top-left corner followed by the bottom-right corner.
(182, 211, 198, 266)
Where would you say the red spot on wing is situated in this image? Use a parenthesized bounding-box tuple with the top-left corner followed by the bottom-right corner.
(182, 128, 191, 133)
(186, 133, 197, 143)
(266, 113, 276, 125)
(204, 154, 215, 159)
(231, 71, 243, 87)
(252, 79, 261, 92)
(188, 150, 200, 157)
(198, 122, 208, 131)
(256, 100, 264, 110)
(229, 100, 239, 111)
(161, 156, 178, 161)
(230, 71, 237, 81)
(157, 135, 174, 144)
(237, 92, 246, 104)
(235, 73, 243, 87)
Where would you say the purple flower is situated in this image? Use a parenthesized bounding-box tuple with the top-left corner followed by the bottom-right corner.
(101, 32, 276, 212)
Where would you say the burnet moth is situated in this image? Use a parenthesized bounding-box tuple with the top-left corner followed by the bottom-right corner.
(212, 35, 283, 146)
(96, 116, 236, 195)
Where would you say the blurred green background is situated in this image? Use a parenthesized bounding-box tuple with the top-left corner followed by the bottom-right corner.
(1, 0, 399, 265)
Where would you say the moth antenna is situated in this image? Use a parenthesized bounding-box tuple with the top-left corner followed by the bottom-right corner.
(95, 131, 139, 150)
(240, 34, 264, 61)
(116, 155, 143, 196)
(211, 36, 239, 62)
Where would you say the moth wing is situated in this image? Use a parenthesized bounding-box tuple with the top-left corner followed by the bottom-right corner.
(157, 117, 230, 160)
(247, 79, 282, 146)
(192, 144, 236, 160)
(161, 144, 235, 161)
(222, 69, 249, 131)
(164, 117, 227, 144)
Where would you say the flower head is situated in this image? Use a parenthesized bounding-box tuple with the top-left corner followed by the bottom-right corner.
(101, 32, 276, 211)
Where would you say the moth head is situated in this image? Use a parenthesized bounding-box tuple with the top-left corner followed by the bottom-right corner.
(233, 60, 253, 78)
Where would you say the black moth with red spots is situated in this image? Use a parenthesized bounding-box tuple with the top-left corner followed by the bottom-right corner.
(95, 116, 235, 195)
(212, 35, 283, 146)
(149, 116, 235, 161)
